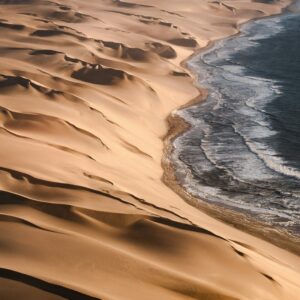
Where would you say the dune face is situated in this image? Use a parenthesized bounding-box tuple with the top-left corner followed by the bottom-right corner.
(0, 0, 299, 299)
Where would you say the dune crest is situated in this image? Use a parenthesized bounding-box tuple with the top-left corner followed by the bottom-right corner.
(0, 0, 299, 299)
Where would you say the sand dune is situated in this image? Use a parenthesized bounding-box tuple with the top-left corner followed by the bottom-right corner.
(0, 0, 299, 299)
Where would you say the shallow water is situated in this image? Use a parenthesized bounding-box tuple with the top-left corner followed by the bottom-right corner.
(172, 10, 300, 235)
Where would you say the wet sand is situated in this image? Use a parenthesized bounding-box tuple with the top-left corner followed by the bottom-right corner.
(0, 0, 299, 299)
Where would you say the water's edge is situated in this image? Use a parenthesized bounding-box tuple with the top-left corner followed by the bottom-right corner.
(162, 2, 300, 255)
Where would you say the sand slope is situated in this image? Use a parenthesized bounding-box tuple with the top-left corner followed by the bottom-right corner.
(0, 0, 299, 299)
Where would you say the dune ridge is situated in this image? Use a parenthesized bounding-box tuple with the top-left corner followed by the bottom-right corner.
(0, 0, 299, 299)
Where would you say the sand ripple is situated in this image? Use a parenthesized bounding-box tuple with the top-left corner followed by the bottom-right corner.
(0, 0, 299, 299)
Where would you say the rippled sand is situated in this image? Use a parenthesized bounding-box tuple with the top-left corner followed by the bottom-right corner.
(0, 0, 299, 299)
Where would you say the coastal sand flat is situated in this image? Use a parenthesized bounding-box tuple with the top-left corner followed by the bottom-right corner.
(0, 0, 299, 299)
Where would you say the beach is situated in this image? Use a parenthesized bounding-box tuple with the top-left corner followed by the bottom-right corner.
(169, 6, 300, 253)
(0, 0, 299, 299)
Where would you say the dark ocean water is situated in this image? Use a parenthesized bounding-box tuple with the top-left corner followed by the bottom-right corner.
(172, 8, 300, 235)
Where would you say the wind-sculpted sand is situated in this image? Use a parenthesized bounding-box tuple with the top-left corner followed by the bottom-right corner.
(0, 0, 299, 299)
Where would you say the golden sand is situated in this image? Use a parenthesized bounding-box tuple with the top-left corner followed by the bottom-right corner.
(0, 0, 299, 299)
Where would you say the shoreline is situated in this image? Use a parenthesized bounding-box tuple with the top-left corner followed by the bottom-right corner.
(162, 1, 300, 256)
(1, 1, 300, 298)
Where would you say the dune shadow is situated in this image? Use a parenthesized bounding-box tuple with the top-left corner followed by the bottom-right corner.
(0, 268, 101, 300)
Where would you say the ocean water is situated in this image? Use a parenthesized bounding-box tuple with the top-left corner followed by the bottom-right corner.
(172, 8, 300, 235)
